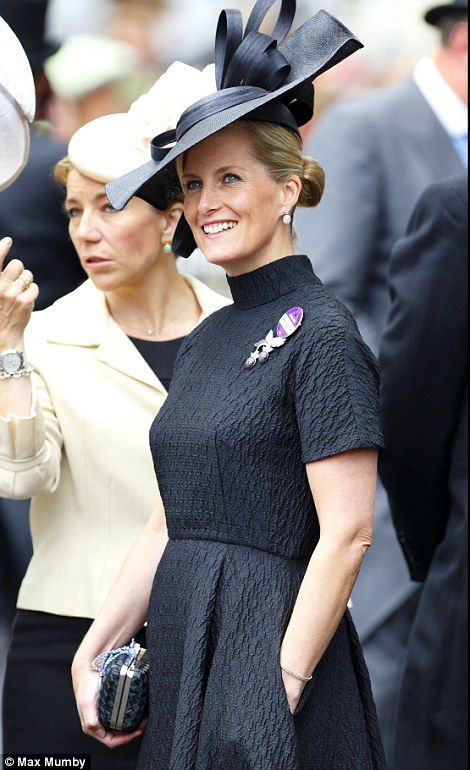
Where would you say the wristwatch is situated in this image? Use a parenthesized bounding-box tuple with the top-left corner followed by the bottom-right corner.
(0, 349, 33, 378)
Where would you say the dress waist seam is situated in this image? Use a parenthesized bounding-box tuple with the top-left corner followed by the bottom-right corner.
(167, 531, 311, 562)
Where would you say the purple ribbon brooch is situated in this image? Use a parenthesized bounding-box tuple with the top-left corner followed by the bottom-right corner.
(244, 307, 304, 370)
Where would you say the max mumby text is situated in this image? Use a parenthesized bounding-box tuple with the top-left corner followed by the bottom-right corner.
(4, 759, 88, 769)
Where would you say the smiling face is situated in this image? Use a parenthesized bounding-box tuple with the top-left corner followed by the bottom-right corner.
(65, 169, 173, 292)
(181, 124, 300, 275)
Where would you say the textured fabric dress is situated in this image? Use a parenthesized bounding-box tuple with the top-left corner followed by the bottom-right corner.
(139, 255, 386, 770)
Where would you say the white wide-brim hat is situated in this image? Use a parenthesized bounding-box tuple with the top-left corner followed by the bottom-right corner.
(67, 60, 216, 209)
(0, 16, 36, 191)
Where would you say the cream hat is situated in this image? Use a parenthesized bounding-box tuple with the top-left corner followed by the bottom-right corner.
(0, 16, 35, 191)
(68, 60, 216, 195)
(44, 34, 138, 102)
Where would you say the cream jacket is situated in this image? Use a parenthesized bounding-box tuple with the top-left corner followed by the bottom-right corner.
(0, 277, 229, 618)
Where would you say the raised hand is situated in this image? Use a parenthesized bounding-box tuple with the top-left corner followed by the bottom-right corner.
(0, 237, 38, 348)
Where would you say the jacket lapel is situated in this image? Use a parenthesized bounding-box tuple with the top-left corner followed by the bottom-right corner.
(44, 275, 228, 394)
(405, 80, 464, 177)
(45, 280, 166, 394)
(96, 313, 166, 392)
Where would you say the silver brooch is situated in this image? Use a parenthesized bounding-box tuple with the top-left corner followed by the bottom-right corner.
(244, 307, 304, 370)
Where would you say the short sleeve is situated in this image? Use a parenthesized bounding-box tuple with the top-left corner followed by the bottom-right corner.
(293, 319, 384, 463)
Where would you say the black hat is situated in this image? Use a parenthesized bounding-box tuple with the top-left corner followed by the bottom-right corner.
(424, 0, 468, 26)
(0, 0, 58, 71)
(106, 0, 362, 256)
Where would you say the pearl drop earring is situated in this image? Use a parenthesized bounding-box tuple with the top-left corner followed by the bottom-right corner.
(282, 211, 292, 225)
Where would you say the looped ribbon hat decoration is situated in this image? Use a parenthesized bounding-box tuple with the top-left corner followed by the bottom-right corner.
(106, 0, 363, 257)
(0, 15, 35, 192)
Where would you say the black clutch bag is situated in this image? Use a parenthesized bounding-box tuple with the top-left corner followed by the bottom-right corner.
(92, 640, 149, 732)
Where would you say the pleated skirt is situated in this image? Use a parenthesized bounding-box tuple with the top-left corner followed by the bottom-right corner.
(138, 538, 386, 769)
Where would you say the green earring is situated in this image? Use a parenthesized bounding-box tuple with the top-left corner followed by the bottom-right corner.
(162, 236, 173, 254)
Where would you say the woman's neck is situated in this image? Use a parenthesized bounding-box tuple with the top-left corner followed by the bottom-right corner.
(223, 233, 296, 277)
(105, 262, 201, 341)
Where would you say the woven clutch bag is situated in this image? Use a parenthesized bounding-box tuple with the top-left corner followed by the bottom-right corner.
(93, 641, 149, 732)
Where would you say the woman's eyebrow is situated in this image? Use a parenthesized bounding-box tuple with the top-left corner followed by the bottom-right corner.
(65, 191, 108, 205)
(182, 165, 246, 178)
(215, 165, 246, 174)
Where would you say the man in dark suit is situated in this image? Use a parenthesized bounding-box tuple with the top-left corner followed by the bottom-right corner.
(294, 3, 467, 756)
(380, 173, 468, 770)
(296, 1, 467, 355)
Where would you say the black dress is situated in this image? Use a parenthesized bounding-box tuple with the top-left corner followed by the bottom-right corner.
(139, 255, 386, 770)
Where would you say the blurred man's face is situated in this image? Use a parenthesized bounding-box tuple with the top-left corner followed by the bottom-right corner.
(436, 17, 468, 103)
(452, 20, 468, 98)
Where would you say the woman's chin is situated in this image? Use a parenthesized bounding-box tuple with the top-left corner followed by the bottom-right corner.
(199, 244, 241, 269)
(87, 272, 121, 292)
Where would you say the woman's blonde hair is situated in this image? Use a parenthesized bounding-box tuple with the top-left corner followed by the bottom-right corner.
(238, 120, 325, 208)
(176, 119, 325, 210)
(54, 156, 74, 187)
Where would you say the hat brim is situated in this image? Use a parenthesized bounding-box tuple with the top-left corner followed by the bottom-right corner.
(0, 16, 36, 123)
(425, 2, 468, 25)
(68, 112, 152, 184)
(67, 113, 181, 209)
(107, 10, 362, 213)
(0, 85, 30, 191)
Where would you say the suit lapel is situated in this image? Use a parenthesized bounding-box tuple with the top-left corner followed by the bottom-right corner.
(405, 80, 464, 177)
(45, 275, 226, 394)
(96, 313, 166, 393)
(97, 274, 220, 393)
(45, 280, 167, 394)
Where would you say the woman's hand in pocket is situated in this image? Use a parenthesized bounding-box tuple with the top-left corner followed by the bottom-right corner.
(281, 668, 306, 715)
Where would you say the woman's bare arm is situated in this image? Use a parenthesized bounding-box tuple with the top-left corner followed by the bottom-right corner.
(72, 495, 168, 748)
(280, 448, 378, 712)
(0, 238, 37, 417)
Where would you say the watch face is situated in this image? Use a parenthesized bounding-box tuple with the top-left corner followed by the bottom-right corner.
(1, 351, 23, 374)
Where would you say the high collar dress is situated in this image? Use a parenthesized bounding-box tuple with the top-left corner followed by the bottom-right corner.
(139, 255, 386, 770)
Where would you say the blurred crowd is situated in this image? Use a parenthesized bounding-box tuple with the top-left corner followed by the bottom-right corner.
(6, 0, 444, 143)
(0, 0, 467, 767)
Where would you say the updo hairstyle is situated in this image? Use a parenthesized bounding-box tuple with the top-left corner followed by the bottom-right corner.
(237, 120, 325, 209)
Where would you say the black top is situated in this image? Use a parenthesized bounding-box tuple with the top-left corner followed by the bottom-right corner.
(129, 336, 185, 391)
(150, 254, 383, 560)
